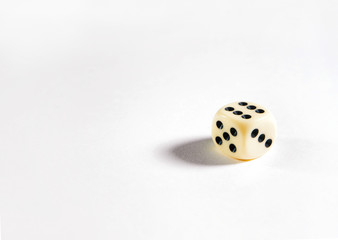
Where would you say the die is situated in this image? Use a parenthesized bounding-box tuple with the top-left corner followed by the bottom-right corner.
(211, 101, 276, 160)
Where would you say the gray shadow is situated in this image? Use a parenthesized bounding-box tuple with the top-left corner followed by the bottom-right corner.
(168, 137, 242, 166)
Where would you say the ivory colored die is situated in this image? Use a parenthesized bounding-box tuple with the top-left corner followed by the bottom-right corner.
(211, 101, 276, 160)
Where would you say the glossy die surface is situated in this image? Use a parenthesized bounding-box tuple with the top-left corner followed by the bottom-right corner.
(211, 101, 276, 160)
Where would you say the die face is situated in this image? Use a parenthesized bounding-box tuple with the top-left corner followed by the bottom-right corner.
(245, 114, 276, 159)
(212, 113, 245, 159)
(212, 101, 276, 160)
(221, 101, 269, 122)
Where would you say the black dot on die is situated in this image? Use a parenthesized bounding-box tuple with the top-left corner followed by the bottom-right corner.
(223, 132, 230, 141)
(225, 107, 234, 111)
(247, 105, 256, 110)
(258, 134, 265, 142)
(255, 109, 265, 113)
(230, 127, 237, 136)
(241, 114, 251, 119)
(238, 102, 248, 106)
(251, 129, 259, 138)
(216, 121, 223, 129)
(265, 139, 273, 148)
(215, 136, 222, 145)
(233, 111, 243, 115)
(229, 144, 237, 152)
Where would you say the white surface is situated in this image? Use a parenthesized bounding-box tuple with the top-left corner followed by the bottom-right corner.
(1, 0, 338, 239)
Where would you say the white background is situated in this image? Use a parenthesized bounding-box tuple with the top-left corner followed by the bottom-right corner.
(1, 0, 338, 239)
